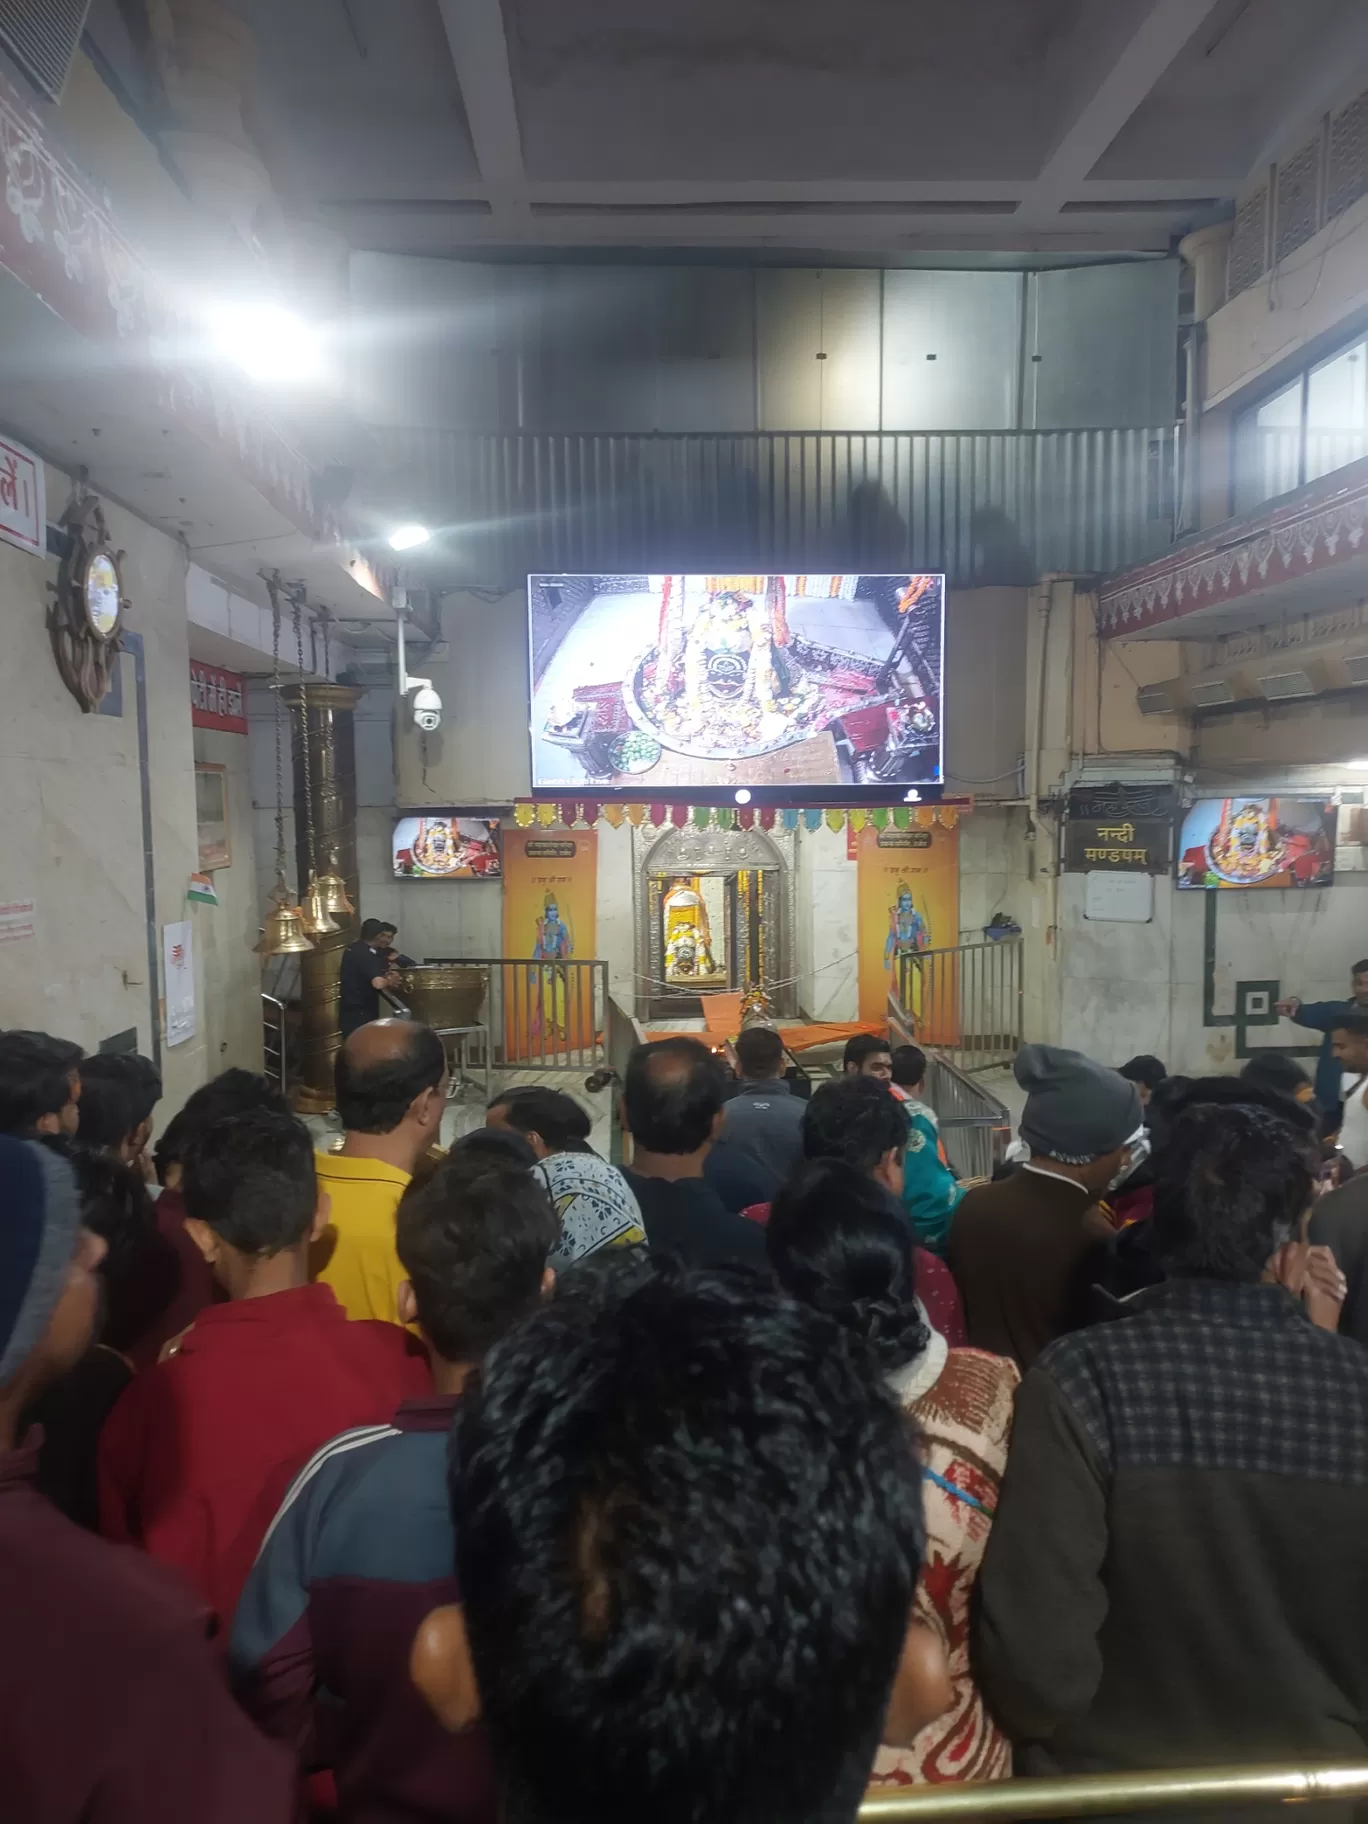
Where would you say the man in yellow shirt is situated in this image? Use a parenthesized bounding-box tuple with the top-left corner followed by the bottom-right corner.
(314, 1021, 447, 1323)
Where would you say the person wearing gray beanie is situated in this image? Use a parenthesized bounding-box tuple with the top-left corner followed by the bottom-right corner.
(946, 1046, 1144, 1370)
(0, 1135, 294, 1821)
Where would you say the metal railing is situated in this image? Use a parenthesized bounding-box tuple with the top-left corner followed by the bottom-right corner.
(894, 937, 1022, 1075)
(858, 1762, 1368, 1819)
(261, 993, 287, 1096)
(889, 988, 1013, 1180)
(423, 958, 609, 1074)
(374, 426, 1180, 590)
(604, 993, 647, 1164)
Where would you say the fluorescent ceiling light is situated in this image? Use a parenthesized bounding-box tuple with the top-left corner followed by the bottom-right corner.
(1345, 758, 1368, 770)
(387, 523, 431, 552)
(208, 303, 326, 385)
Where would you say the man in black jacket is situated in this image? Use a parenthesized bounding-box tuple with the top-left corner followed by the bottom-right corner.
(339, 920, 406, 1039)
(976, 1099, 1368, 1775)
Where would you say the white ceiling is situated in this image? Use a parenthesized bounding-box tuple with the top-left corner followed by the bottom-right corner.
(218, 0, 1368, 259)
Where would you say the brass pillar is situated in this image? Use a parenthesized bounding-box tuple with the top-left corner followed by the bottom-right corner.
(282, 683, 362, 1112)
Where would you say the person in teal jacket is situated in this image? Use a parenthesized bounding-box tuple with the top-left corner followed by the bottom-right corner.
(1277, 959, 1368, 1115)
(891, 1045, 962, 1255)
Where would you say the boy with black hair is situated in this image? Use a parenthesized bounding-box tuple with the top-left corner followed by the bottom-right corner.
(133, 1067, 289, 1369)
(232, 1154, 557, 1824)
(0, 1029, 82, 1136)
(620, 1039, 768, 1269)
(843, 1032, 893, 1080)
(316, 1020, 449, 1323)
(75, 1052, 162, 1169)
(98, 1107, 429, 1624)
(410, 1254, 951, 1824)
(720, 1025, 805, 1183)
(0, 1136, 295, 1822)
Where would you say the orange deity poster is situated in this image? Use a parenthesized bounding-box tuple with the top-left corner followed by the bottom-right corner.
(856, 823, 959, 1041)
(501, 829, 598, 1060)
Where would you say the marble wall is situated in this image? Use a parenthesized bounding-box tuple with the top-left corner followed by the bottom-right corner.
(0, 463, 260, 1115)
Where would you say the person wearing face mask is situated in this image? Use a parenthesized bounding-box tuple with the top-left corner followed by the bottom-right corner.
(946, 1046, 1142, 1371)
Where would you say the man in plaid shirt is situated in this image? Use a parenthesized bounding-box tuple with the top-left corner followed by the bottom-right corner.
(976, 1099, 1368, 1775)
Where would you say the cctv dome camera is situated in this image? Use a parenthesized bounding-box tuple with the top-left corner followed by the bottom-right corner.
(412, 683, 442, 732)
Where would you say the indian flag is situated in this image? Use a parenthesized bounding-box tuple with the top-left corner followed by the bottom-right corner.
(187, 873, 218, 906)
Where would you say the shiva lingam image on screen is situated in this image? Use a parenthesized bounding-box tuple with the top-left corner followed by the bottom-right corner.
(529, 573, 945, 790)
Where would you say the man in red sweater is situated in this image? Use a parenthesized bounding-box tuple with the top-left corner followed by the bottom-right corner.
(0, 1134, 293, 1821)
(99, 1105, 429, 1627)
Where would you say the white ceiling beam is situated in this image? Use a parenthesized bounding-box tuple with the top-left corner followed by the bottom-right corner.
(1027, 0, 1224, 220)
(436, 0, 530, 226)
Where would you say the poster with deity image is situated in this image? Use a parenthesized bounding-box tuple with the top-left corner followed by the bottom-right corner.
(856, 823, 960, 1042)
(501, 830, 599, 1061)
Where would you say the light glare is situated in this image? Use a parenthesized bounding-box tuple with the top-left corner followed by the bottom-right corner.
(388, 523, 431, 551)
(734, 788, 752, 804)
(209, 303, 325, 385)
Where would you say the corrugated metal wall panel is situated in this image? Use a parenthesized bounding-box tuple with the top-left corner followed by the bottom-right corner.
(379, 426, 1180, 590)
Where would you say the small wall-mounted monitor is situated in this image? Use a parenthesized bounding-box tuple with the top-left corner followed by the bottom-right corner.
(527, 572, 945, 802)
(393, 815, 501, 880)
(1175, 797, 1336, 889)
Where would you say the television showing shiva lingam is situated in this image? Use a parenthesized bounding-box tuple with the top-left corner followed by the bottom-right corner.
(528, 573, 945, 797)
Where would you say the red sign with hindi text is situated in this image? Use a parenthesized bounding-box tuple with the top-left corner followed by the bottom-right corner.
(190, 663, 247, 734)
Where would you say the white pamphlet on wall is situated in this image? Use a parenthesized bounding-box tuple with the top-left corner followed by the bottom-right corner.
(1083, 871, 1154, 923)
(163, 920, 197, 1046)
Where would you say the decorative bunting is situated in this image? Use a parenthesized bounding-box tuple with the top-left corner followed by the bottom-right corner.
(507, 799, 973, 834)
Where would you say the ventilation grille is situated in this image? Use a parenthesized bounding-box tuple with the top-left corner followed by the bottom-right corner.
(0, 0, 93, 101)
(1329, 90, 1368, 221)
(1190, 679, 1237, 707)
(1275, 136, 1323, 264)
(1228, 185, 1269, 298)
(1257, 669, 1315, 700)
(1344, 652, 1368, 685)
(1136, 684, 1176, 716)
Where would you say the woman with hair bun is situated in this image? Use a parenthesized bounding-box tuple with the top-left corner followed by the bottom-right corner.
(767, 1158, 1018, 1786)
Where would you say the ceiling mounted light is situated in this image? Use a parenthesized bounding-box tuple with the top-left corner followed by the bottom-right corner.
(734, 788, 752, 804)
(387, 523, 431, 552)
(209, 303, 326, 386)
(1346, 759, 1368, 771)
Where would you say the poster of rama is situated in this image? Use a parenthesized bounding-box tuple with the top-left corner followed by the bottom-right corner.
(529, 574, 945, 792)
(501, 830, 599, 1060)
(856, 823, 960, 1040)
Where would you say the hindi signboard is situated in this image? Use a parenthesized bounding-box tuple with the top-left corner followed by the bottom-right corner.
(0, 435, 44, 556)
(190, 663, 247, 734)
(1065, 816, 1170, 873)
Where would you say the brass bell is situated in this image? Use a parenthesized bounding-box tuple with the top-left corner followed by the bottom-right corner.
(299, 873, 340, 938)
(316, 859, 355, 918)
(255, 900, 315, 956)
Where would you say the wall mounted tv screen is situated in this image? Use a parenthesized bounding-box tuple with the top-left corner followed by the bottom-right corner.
(393, 815, 501, 880)
(1175, 797, 1336, 890)
(528, 573, 945, 801)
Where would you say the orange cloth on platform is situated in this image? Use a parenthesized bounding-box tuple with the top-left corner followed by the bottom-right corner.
(648, 1010, 884, 1054)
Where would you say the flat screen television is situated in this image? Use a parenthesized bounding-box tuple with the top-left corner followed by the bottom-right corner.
(527, 573, 945, 802)
(1175, 797, 1336, 889)
(392, 815, 501, 880)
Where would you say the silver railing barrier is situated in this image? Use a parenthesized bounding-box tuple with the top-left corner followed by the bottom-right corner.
(895, 937, 1022, 1074)
(604, 993, 647, 1164)
(422, 958, 609, 1075)
(889, 987, 1012, 1180)
(857, 1762, 1368, 1820)
(261, 993, 287, 1096)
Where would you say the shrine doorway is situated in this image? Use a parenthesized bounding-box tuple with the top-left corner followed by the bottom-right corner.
(638, 826, 795, 1022)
